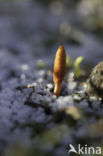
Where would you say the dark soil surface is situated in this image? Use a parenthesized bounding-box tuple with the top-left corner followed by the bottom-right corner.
(0, 0, 103, 156)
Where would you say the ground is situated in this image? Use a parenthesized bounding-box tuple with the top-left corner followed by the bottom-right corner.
(0, 0, 103, 156)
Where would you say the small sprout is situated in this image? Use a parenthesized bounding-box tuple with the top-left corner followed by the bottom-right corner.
(66, 54, 72, 68)
(74, 56, 84, 78)
(53, 45, 66, 96)
(37, 60, 46, 69)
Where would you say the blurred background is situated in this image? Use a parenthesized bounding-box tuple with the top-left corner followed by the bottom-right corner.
(0, 0, 103, 65)
(0, 0, 103, 156)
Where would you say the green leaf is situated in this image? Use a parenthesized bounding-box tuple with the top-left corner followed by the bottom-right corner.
(66, 54, 72, 68)
(74, 56, 84, 78)
(37, 60, 46, 69)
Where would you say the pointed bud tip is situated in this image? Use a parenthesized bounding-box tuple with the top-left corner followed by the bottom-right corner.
(58, 45, 65, 51)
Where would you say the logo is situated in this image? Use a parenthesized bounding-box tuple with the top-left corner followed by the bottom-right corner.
(68, 144, 102, 155)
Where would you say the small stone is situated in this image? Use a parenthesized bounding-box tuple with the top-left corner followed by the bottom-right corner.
(65, 106, 81, 120)
(86, 62, 103, 99)
(56, 96, 74, 110)
(67, 81, 77, 91)
(73, 94, 82, 102)
(21, 64, 29, 71)
(46, 83, 53, 90)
